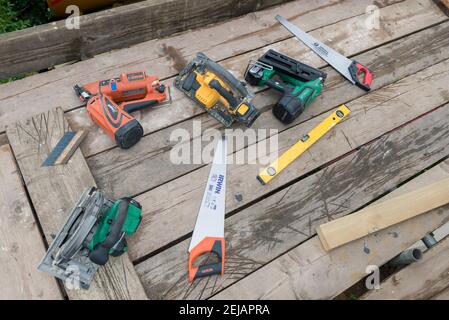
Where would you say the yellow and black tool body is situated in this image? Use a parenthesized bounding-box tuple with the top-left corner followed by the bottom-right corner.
(175, 53, 260, 127)
(257, 105, 350, 185)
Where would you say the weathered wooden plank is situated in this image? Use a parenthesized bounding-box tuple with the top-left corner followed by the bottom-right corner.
(136, 103, 449, 299)
(317, 177, 449, 251)
(433, 287, 449, 300)
(0, 0, 387, 100)
(434, 0, 449, 16)
(6, 108, 147, 300)
(0, 0, 412, 137)
(216, 221, 449, 300)
(214, 158, 449, 300)
(70, 0, 445, 158)
(0, 144, 62, 300)
(0, 0, 291, 80)
(127, 57, 449, 262)
(0, 133, 8, 146)
(362, 236, 449, 300)
(88, 20, 449, 199)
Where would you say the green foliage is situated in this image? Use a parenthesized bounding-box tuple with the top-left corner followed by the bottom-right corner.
(0, 0, 52, 34)
(0, 74, 27, 84)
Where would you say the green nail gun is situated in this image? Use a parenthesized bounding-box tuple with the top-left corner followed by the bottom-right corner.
(38, 187, 142, 289)
(245, 49, 326, 124)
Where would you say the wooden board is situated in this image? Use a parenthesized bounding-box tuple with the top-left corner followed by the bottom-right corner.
(1, 0, 448, 301)
(6, 108, 147, 300)
(433, 287, 449, 300)
(362, 235, 449, 300)
(135, 103, 449, 299)
(128, 57, 449, 262)
(0, 133, 8, 147)
(213, 158, 449, 300)
(0, 0, 415, 137)
(0, 0, 290, 79)
(317, 177, 449, 251)
(54, 131, 88, 165)
(0, 144, 62, 300)
(88, 20, 449, 199)
(434, 0, 449, 15)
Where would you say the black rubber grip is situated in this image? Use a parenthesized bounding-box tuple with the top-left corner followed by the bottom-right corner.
(199, 52, 250, 97)
(194, 262, 223, 280)
(209, 79, 239, 109)
(123, 100, 158, 113)
(191, 239, 224, 281)
(89, 199, 130, 266)
(265, 79, 286, 93)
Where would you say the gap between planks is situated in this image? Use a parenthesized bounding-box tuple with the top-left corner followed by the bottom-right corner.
(0, 144, 63, 299)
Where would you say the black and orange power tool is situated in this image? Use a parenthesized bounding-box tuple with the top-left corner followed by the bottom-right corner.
(74, 71, 168, 149)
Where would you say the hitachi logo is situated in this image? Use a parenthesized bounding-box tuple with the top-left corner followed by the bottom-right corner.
(215, 175, 224, 194)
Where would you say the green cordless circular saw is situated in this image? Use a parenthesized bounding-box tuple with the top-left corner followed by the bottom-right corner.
(38, 187, 142, 289)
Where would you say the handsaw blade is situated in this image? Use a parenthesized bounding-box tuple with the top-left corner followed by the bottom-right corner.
(189, 137, 227, 252)
(276, 15, 355, 84)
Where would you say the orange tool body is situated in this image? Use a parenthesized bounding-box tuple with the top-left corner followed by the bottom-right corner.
(74, 71, 168, 149)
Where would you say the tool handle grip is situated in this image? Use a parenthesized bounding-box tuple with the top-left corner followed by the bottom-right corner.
(188, 237, 225, 282)
(199, 52, 251, 97)
(122, 100, 158, 113)
(349, 61, 373, 91)
(209, 79, 239, 109)
(265, 79, 286, 93)
(89, 199, 130, 266)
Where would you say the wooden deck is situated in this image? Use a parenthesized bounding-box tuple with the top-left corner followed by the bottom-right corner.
(1, 0, 449, 300)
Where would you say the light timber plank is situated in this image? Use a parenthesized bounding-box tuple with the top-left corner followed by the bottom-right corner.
(214, 158, 449, 300)
(129, 57, 449, 262)
(0, 144, 62, 300)
(317, 178, 449, 251)
(362, 236, 449, 300)
(0, 0, 416, 139)
(136, 103, 449, 299)
(6, 108, 147, 300)
(0, 0, 291, 79)
(88, 21, 449, 199)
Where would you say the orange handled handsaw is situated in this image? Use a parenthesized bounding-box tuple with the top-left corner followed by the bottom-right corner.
(188, 137, 227, 282)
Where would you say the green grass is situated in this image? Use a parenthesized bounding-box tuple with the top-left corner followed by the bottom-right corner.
(0, 74, 29, 84)
(0, 0, 52, 34)
(0, 1, 52, 82)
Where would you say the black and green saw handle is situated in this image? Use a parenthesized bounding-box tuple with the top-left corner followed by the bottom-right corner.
(89, 199, 130, 266)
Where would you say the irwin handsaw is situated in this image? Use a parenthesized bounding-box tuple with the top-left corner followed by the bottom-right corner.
(188, 137, 227, 282)
(276, 15, 373, 91)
